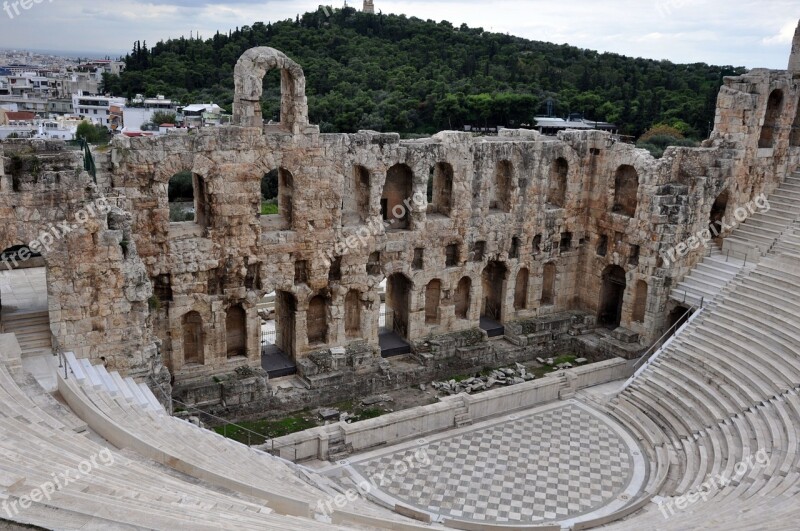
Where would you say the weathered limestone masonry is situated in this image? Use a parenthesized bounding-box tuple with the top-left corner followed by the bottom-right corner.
(0, 141, 162, 382)
(2, 33, 800, 410)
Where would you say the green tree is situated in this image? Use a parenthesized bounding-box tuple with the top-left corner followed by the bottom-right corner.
(151, 111, 177, 125)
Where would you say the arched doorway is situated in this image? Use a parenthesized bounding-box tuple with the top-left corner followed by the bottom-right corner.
(709, 190, 728, 238)
(386, 273, 412, 338)
(481, 261, 506, 321)
(598, 265, 626, 329)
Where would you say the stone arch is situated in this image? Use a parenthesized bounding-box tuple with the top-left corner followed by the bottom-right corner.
(759, 89, 784, 149)
(632, 280, 648, 323)
(541, 262, 556, 306)
(225, 304, 247, 358)
(598, 265, 626, 329)
(454, 277, 472, 319)
(233, 47, 309, 133)
(547, 157, 569, 208)
(425, 279, 442, 325)
(612, 164, 639, 217)
(307, 295, 328, 345)
(514, 268, 529, 311)
(382, 164, 413, 230)
(428, 162, 454, 217)
(182, 311, 204, 366)
(345, 289, 361, 339)
(709, 189, 728, 234)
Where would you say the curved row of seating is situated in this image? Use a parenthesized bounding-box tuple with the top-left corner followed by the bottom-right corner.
(0, 347, 353, 530)
(600, 186, 800, 529)
(56, 352, 435, 530)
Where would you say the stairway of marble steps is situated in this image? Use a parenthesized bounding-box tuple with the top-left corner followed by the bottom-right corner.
(601, 238, 800, 528)
(0, 311, 52, 358)
(58, 354, 434, 530)
(669, 173, 800, 308)
(669, 247, 749, 308)
(722, 171, 800, 257)
(0, 355, 354, 530)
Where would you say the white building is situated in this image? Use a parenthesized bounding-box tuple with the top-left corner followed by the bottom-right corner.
(72, 93, 126, 127)
(122, 95, 179, 134)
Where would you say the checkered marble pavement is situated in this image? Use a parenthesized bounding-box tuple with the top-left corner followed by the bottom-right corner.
(350, 403, 634, 523)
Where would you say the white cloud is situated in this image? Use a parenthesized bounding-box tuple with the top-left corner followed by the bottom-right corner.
(0, 0, 795, 69)
(762, 19, 797, 45)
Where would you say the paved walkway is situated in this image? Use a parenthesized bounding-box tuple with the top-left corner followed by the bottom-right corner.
(337, 400, 645, 526)
(0, 267, 48, 316)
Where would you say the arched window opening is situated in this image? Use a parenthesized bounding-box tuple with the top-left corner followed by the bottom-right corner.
(382, 164, 413, 230)
(428, 162, 454, 217)
(759, 89, 784, 149)
(611, 165, 639, 217)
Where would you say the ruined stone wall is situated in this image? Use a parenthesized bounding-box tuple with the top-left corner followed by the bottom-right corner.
(2, 44, 799, 397)
(0, 141, 160, 379)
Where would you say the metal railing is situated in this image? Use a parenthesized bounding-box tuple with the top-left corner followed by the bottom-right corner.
(151, 380, 277, 450)
(623, 303, 701, 390)
(260, 327, 276, 346)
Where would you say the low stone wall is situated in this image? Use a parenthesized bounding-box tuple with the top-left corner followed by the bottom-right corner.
(266, 357, 631, 462)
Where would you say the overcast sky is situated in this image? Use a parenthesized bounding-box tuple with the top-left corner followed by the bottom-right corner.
(0, 1, 797, 68)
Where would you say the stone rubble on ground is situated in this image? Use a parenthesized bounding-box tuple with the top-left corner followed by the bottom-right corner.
(430, 364, 536, 396)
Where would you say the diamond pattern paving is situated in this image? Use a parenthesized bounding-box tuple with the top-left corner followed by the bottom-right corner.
(352, 403, 633, 523)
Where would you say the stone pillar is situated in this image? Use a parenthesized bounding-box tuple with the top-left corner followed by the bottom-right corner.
(790, 20, 800, 72)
